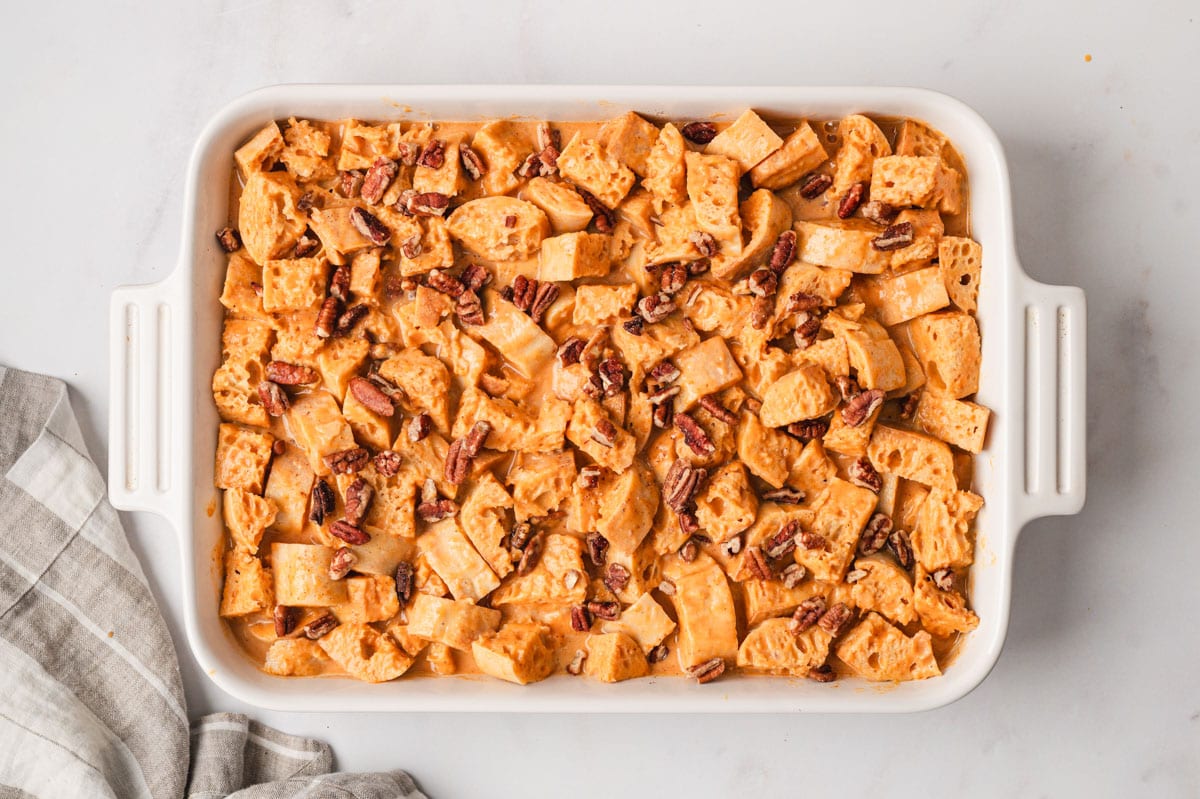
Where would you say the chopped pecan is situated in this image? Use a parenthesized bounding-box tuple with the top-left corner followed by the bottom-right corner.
(722, 535, 743, 556)
(872, 221, 915, 251)
(407, 192, 450, 217)
(308, 478, 335, 526)
(350, 206, 391, 245)
(836, 376, 861, 400)
(417, 498, 458, 522)
(798, 172, 833, 199)
(750, 296, 775, 330)
(845, 568, 868, 584)
(216, 227, 241, 252)
(329, 264, 351, 303)
(842, 388, 885, 427)
(698, 394, 736, 425)
(455, 290, 485, 326)
(678, 512, 700, 539)
(744, 545, 773, 580)
(315, 296, 341, 339)
(647, 644, 670, 664)
(536, 122, 560, 151)
(678, 536, 699, 562)
(789, 596, 826, 634)
(799, 531, 826, 550)
(567, 649, 587, 675)
(396, 141, 420, 166)
(394, 562, 415, 603)
(579, 466, 603, 490)
(585, 531, 609, 566)
(400, 234, 422, 260)
(689, 230, 719, 257)
(374, 450, 402, 477)
(817, 602, 855, 636)
(787, 292, 823, 314)
(557, 337, 585, 367)
(861, 200, 898, 226)
(590, 417, 618, 448)
(764, 524, 800, 560)
(297, 191, 316, 212)
(659, 262, 688, 295)
(460, 263, 492, 292)
(858, 512, 893, 556)
(808, 664, 837, 683)
(647, 384, 680, 406)
(603, 563, 631, 593)
(597, 357, 627, 397)
(509, 521, 535, 552)
(674, 412, 716, 456)
(328, 546, 357, 580)
(529, 281, 560, 324)
(837, 181, 867, 219)
(780, 563, 806, 589)
(570, 604, 592, 632)
(652, 397, 675, 429)
(649, 358, 681, 385)
(576, 188, 614, 233)
(293, 233, 320, 258)
(663, 459, 704, 512)
(303, 613, 339, 640)
(444, 421, 491, 485)
(931, 568, 955, 591)
(688, 657, 726, 684)
(586, 600, 620, 621)
(848, 456, 883, 493)
(681, 121, 718, 144)
(325, 447, 369, 475)
(257, 380, 289, 417)
(416, 139, 445, 169)
(768, 230, 797, 274)
(346, 377, 394, 418)
(421, 477, 438, 506)
(460, 145, 485, 180)
(361, 157, 397, 205)
(273, 604, 298, 638)
(339, 170, 364, 198)
(510, 274, 536, 311)
(408, 413, 434, 443)
(762, 486, 805, 505)
(622, 316, 644, 336)
(793, 313, 822, 350)
(329, 520, 370, 545)
(687, 257, 711, 276)
(518, 532, 545, 575)
(426, 268, 465, 298)
(888, 529, 914, 569)
(266, 360, 318, 385)
(335, 303, 368, 336)
(786, 418, 829, 442)
(900, 393, 920, 420)
(748, 268, 778, 298)
(342, 478, 374, 526)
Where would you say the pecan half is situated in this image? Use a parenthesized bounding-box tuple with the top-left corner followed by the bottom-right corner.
(789, 596, 826, 634)
(293, 233, 320, 258)
(303, 613, 339, 640)
(817, 602, 855, 636)
(764, 524, 800, 560)
(768, 229, 797, 274)
(456, 290, 485, 326)
(426, 268, 465, 298)
(647, 644, 670, 664)
(348, 376, 395, 416)
(406, 192, 450, 217)
(328, 265, 351, 303)
(509, 521, 535, 552)
(339, 170, 364, 198)
(329, 520, 370, 545)
(762, 486, 805, 505)
(570, 604, 593, 632)
(900, 393, 920, 420)
(556, 337, 585, 367)
(350, 206, 391, 245)
(659, 262, 688, 295)
(273, 604, 296, 637)
(266, 360, 318, 385)
(328, 546, 357, 580)
(308, 478, 335, 526)
(460, 145, 485, 180)
(394, 562, 415, 603)
(335, 303, 369, 336)
(445, 421, 491, 485)
(315, 296, 341, 338)
(681, 121, 718, 144)
(518, 532, 545, 575)
(861, 200, 899, 226)
(416, 498, 458, 522)
(744, 545, 773, 580)
(889, 530, 914, 569)
(416, 139, 445, 169)
(872, 221, 915, 251)
(342, 478, 374, 526)
(799, 531, 826, 550)
(689, 230, 719, 257)
(408, 412, 433, 443)
(842, 388, 885, 427)
(780, 563, 806, 589)
(585, 531, 609, 566)
(787, 292, 823, 314)
(579, 465, 603, 490)
(510, 274, 536, 311)
(603, 563, 631, 593)
(663, 459, 704, 512)
(678, 536, 699, 562)
(576, 188, 614, 233)
(622, 316, 644, 336)
(257, 380, 289, 417)
(786, 418, 829, 442)
(699, 394, 737, 425)
(590, 417, 618, 448)
(460, 263, 492, 292)
(808, 664, 837, 683)
(598, 357, 627, 397)
(750, 296, 775, 330)
(837, 181, 866, 219)
(674, 412, 716, 456)
(931, 568, 955, 591)
(688, 657, 726, 684)
(798, 172, 833, 199)
(586, 600, 620, 621)
(848, 456, 883, 493)
(858, 512, 894, 556)
(528, 281, 560, 324)
(652, 398, 675, 429)
(374, 450, 402, 477)
(216, 227, 241, 252)
(325, 447, 369, 475)
(361, 157, 397, 205)
(636, 293, 676, 324)
(845, 568, 868, 584)
(748, 268, 778, 298)
(793, 313, 822, 349)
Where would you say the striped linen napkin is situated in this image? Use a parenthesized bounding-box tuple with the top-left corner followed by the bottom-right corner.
(0, 366, 426, 799)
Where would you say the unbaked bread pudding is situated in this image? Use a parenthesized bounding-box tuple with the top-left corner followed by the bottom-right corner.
(212, 108, 988, 686)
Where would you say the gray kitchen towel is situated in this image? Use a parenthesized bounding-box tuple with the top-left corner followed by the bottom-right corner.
(0, 366, 427, 799)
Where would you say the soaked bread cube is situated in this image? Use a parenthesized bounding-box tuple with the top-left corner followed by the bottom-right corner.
(447, 196, 549, 261)
(334, 575, 401, 624)
(915, 391, 990, 454)
(704, 109, 783, 171)
(459, 473, 515, 579)
(594, 462, 660, 554)
(395, 216, 455, 277)
(939, 237, 983, 314)
(307, 204, 375, 266)
(913, 565, 979, 636)
(742, 578, 831, 627)
(831, 114, 891, 198)
(672, 335, 744, 411)
(685, 151, 742, 255)
(262, 443, 312, 536)
(417, 518, 501, 602)
(316, 336, 369, 406)
(557, 133, 636, 209)
(572, 283, 637, 326)
(867, 425, 957, 491)
(894, 119, 948, 158)
(223, 489, 277, 554)
(794, 477, 877, 582)
(870, 155, 961, 213)
(775, 261, 853, 308)
(405, 593, 501, 651)
(837, 316, 906, 392)
(663, 554, 738, 670)
(263, 638, 327, 677)
(693, 461, 758, 543)
(472, 623, 557, 685)
(737, 619, 831, 676)
(471, 292, 558, 378)
(567, 398, 636, 472)
(539, 232, 611, 281)
(413, 134, 465, 197)
(377, 348, 451, 434)
(735, 410, 804, 489)
(749, 121, 828, 190)
(836, 612, 940, 682)
(286, 391, 355, 477)
(601, 592, 676, 653)
(238, 171, 307, 265)
(271, 543, 348, 607)
(796, 219, 892, 274)
(470, 120, 528, 196)
(860, 266, 950, 327)
(758, 363, 837, 427)
(522, 177, 593, 233)
(490, 534, 587, 606)
(712, 189, 793, 281)
(849, 554, 916, 625)
(642, 122, 688, 205)
(598, 111, 661, 177)
(909, 311, 981, 398)
(262, 256, 329, 313)
(318, 622, 414, 683)
(337, 120, 403, 170)
(234, 121, 284, 175)
(219, 550, 274, 617)
(214, 423, 274, 493)
(584, 632, 649, 683)
(911, 486, 983, 571)
(219, 252, 266, 319)
(280, 118, 332, 180)
(508, 450, 575, 521)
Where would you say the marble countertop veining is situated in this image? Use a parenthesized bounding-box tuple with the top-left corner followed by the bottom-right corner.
(1, 1, 1197, 795)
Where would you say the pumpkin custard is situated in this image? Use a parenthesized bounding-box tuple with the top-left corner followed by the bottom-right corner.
(212, 108, 988, 686)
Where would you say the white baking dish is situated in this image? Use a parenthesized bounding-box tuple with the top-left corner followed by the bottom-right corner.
(108, 85, 1086, 712)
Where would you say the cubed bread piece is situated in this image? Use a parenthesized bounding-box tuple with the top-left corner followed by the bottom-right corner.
(742, 578, 831, 627)
(594, 462, 659, 554)
(521, 177, 594, 233)
(665, 555, 738, 670)
(238, 171, 308, 265)
(822, 400, 881, 457)
(446, 197, 549, 261)
(642, 122, 688, 205)
(736, 410, 804, 489)
(749, 121, 828, 190)
(643, 201, 702, 266)
(556, 133, 636, 209)
(682, 282, 752, 339)
(585, 632, 649, 683)
(490, 534, 587, 606)
(341, 388, 392, 452)
(711, 189, 794, 281)
(908, 310, 981, 398)
(307, 204, 373, 266)
(737, 619, 832, 676)
(261, 256, 329, 312)
(337, 120, 403, 169)
(835, 612, 940, 682)
(214, 424, 274, 493)
(539, 232, 611, 281)
(377, 348, 451, 434)
(566, 398, 636, 472)
(386, 624, 430, 658)
(870, 155, 961, 213)
(219, 550, 273, 617)
(705, 109, 783, 171)
(916, 391, 990, 454)
(458, 473, 515, 579)
(315, 336, 369, 403)
(598, 111, 661, 177)
(867, 425, 957, 490)
(280, 118, 332, 180)
(472, 623, 557, 685)
(471, 120, 529, 196)
(346, 532, 415, 577)
(938, 237, 982, 313)
(758, 363, 837, 427)
(235, 121, 284, 174)
(471, 291, 557, 378)
(572, 283, 637, 326)
(271, 543, 348, 606)
(671, 336, 744, 411)
(849, 554, 916, 625)
(794, 477, 877, 582)
(895, 119, 949, 158)
(262, 443, 312, 536)
(693, 461, 758, 543)
(212, 335, 272, 427)
(913, 565, 979, 636)
(860, 267, 950, 327)
(775, 261, 853, 309)
(601, 592, 676, 653)
(888, 209, 945, 272)
(894, 479, 931, 533)
(508, 450, 575, 521)
(796, 219, 892, 274)
(452, 388, 533, 453)
(838, 317, 906, 392)
(317, 622, 413, 683)
(831, 114, 892, 198)
(333, 575, 401, 624)
(796, 336, 850, 380)
(348, 248, 382, 304)
(223, 489, 276, 554)
(394, 216, 455, 277)
(219, 252, 266, 318)
(354, 463, 419, 540)
(911, 486, 983, 571)
(269, 311, 322, 369)
(413, 134, 465, 197)
(286, 391, 355, 477)
(786, 439, 837, 508)
(262, 638, 327, 677)
(404, 593, 501, 651)
(685, 151, 743, 255)
(612, 315, 700, 372)
(417, 518, 500, 602)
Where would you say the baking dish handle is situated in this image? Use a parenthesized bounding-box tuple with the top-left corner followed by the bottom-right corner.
(108, 271, 185, 522)
(1015, 275, 1087, 524)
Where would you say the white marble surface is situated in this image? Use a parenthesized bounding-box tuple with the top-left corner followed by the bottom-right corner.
(2, 1, 1198, 795)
